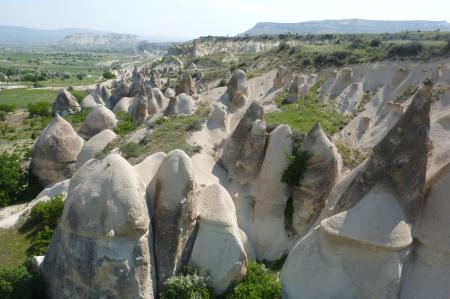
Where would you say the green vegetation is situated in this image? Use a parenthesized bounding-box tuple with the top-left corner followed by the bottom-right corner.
(119, 142, 141, 159)
(27, 102, 51, 117)
(0, 104, 17, 113)
(103, 70, 116, 79)
(63, 110, 90, 129)
(162, 266, 212, 299)
(70, 90, 90, 103)
(265, 84, 350, 135)
(281, 150, 310, 187)
(335, 140, 372, 169)
(114, 112, 138, 136)
(0, 265, 34, 299)
(0, 153, 27, 207)
(227, 262, 281, 299)
(0, 230, 32, 267)
(0, 89, 57, 108)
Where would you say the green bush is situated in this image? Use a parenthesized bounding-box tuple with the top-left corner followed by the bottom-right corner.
(119, 142, 141, 159)
(114, 112, 137, 136)
(161, 267, 212, 299)
(103, 71, 116, 79)
(388, 42, 423, 57)
(0, 265, 33, 299)
(227, 262, 281, 299)
(281, 150, 310, 187)
(0, 153, 27, 207)
(70, 90, 90, 103)
(0, 104, 16, 113)
(29, 195, 64, 229)
(27, 102, 51, 117)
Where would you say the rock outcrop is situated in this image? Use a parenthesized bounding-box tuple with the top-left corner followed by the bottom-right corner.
(108, 80, 130, 108)
(42, 154, 154, 298)
(176, 72, 196, 95)
(75, 129, 117, 169)
(164, 93, 196, 116)
(292, 124, 342, 237)
(30, 115, 84, 187)
(226, 70, 249, 110)
(285, 74, 315, 104)
(78, 105, 118, 139)
(280, 81, 432, 299)
(147, 150, 198, 289)
(52, 89, 81, 116)
(190, 184, 247, 294)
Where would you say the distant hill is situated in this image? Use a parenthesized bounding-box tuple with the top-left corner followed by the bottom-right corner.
(57, 33, 139, 49)
(243, 19, 450, 36)
(0, 25, 103, 45)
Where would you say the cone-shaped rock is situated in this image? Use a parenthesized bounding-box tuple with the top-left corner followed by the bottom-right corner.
(52, 89, 81, 116)
(78, 105, 118, 139)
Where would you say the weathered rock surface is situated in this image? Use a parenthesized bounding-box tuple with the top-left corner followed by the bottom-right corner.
(164, 88, 176, 99)
(164, 93, 196, 116)
(30, 115, 84, 187)
(79, 105, 118, 139)
(207, 104, 229, 130)
(113, 97, 134, 114)
(147, 150, 198, 289)
(285, 74, 315, 104)
(190, 184, 247, 294)
(250, 125, 294, 261)
(75, 129, 117, 169)
(292, 124, 342, 237)
(42, 154, 154, 299)
(108, 80, 130, 108)
(52, 89, 81, 116)
(80, 93, 104, 110)
(221, 101, 264, 175)
(226, 70, 249, 106)
(176, 72, 196, 95)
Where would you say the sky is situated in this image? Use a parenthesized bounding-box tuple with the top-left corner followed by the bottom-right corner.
(0, 0, 449, 39)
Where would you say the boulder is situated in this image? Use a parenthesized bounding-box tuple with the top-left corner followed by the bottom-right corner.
(292, 124, 342, 237)
(131, 95, 149, 123)
(75, 129, 117, 169)
(176, 72, 196, 95)
(273, 66, 287, 89)
(285, 75, 311, 104)
(107, 80, 130, 108)
(78, 105, 118, 139)
(113, 97, 134, 114)
(134, 152, 166, 187)
(42, 154, 154, 299)
(80, 93, 104, 110)
(147, 150, 198, 289)
(30, 115, 84, 187)
(164, 93, 196, 116)
(153, 88, 169, 111)
(190, 184, 247, 294)
(97, 84, 111, 102)
(207, 104, 229, 130)
(52, 89, 81, 116)
(164, 88, 176, 99)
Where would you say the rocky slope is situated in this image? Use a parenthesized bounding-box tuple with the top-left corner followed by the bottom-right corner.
(58, 33, 139, 49)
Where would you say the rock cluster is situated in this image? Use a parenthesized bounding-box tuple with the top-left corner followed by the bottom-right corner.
(52, 89, 81, 116)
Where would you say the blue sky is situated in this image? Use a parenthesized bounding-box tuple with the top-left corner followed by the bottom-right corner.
(1, 0, 449, 38)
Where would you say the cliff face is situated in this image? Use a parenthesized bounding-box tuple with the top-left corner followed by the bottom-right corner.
(243, 19, 450, 36)
(168, 36, 303, 57)
(58, 33, 139, 49)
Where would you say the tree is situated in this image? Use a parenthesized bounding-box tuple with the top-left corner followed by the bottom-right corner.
(0, 153, 27, 207)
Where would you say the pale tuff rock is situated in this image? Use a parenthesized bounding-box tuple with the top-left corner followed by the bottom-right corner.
(113, 96, 134, 114)
(52, 89, 81, 116)
(221, 101, 264, 175)
(190, 184, 247, 294)
(78, 105, 118, 139)
(152, 88, 169, 111)
(235, 119, 267, 183)
(250, 125, 294, 261)
(164, 87, 176, 99)
(273, 66, 288, 89)
(150, 69, 162, 89)
(280, 185, 411, 299)
(147, 150, 198, 289)
(30, 115, 84, 187)
(292, 124, 342, 237)
(230, 90, 248, 111)
(400, 164, 450, 299)
(335, 82, 364, 114)
(107, 80, 130, 108)
(80, 93, 105, 110)
(42, 154, 154, 299)
(329, 67, 354, 98)
(132, 94, 149, 123)
(333, 81, 432, 220)
(97, 84, 111, 102)
(164, 93, 196, 116)
(227, 70, 249, 104)
(75, 129, 117, 169)
(176, 72, 196, 95)
(285, 74, 316, 104)
(134, 152, 166, 187)
(207, 104, 229, 130)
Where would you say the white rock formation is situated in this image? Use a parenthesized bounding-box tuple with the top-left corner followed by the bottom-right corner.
(75, 129, 117, 169)
(164, 93, 196, 116)
(78, 105, 118, 139)
(52, 89, 81, 116)
(30, 115, 84, 187)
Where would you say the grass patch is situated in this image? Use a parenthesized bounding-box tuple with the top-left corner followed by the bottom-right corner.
(70, 90, 90, 103)
(162, 266, 212, 299)
(0, 89, 57, 108)
(265, 84, 350, 135)
(114, 112, 138, 136)
(63, 110, 90, 129)
(0, 230, 32, 267)
(335, 140, 372, 169)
